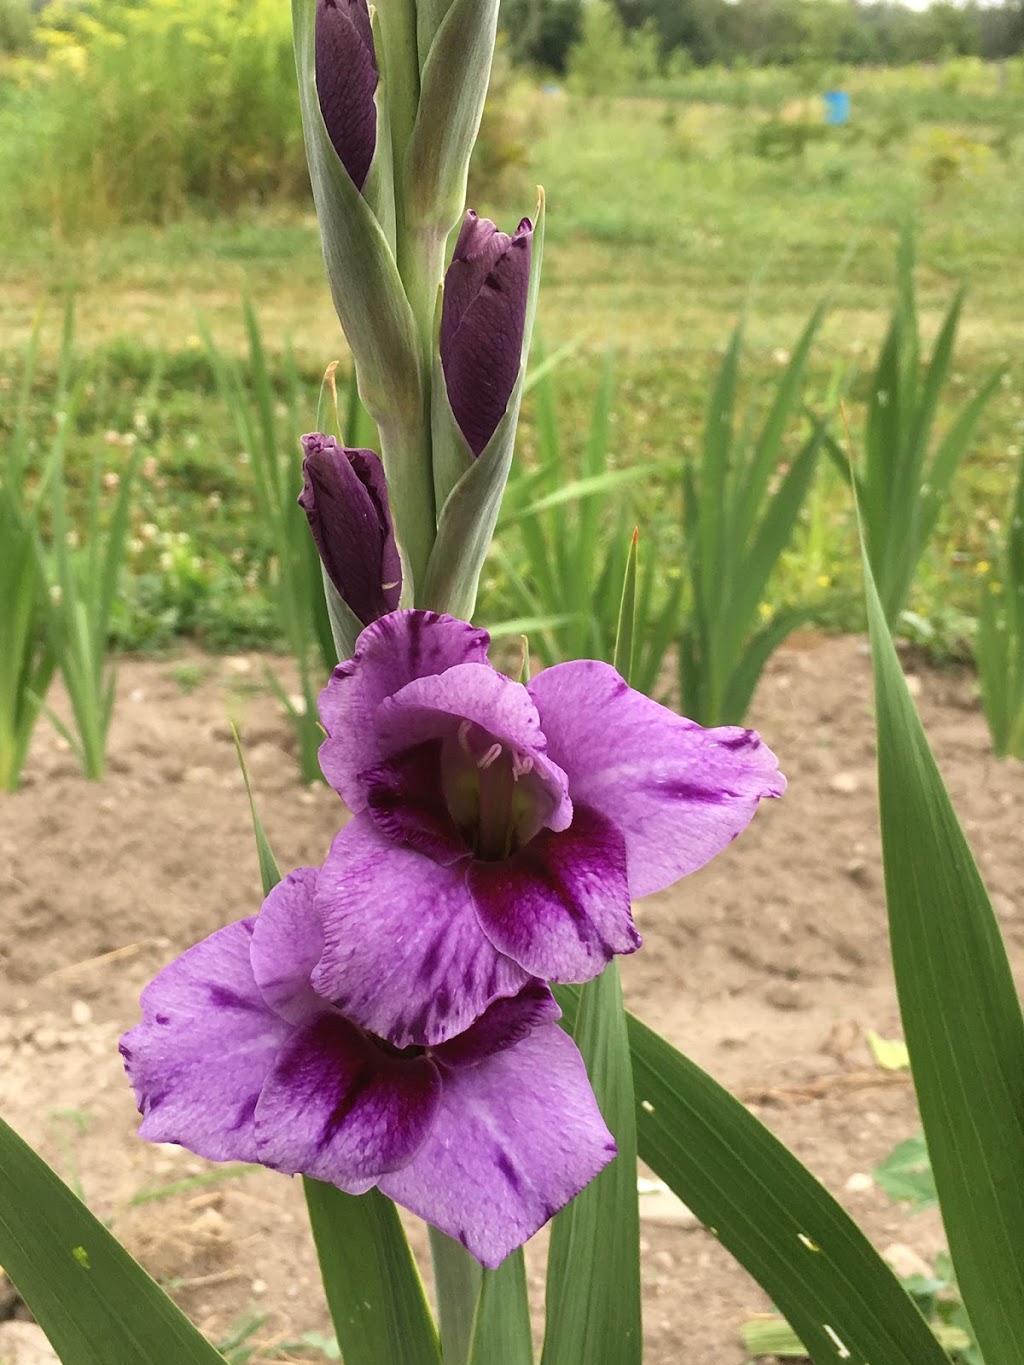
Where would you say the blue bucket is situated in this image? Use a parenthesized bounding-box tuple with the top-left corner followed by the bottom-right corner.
(823, 90, 850, 126)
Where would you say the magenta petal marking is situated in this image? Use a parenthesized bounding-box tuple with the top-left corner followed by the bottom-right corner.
(312, 815, 529, 1047)
(361, 741, 470, 865)
(528, 659, 786, 899)
(119, 919, 289, 1163)
(431, 980, 560, 1070)
(319, 610, 491, 808)
(380, 1024, 616, 1268)
(250, 867, 324, 1024)
(468, 803, 639, 983)
(255, 1012, 441, 1184)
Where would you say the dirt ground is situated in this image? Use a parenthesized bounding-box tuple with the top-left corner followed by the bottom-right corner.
(2, 633, 1022, 1364)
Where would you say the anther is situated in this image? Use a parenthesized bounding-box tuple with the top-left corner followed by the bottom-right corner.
(477, 742, 503, 770)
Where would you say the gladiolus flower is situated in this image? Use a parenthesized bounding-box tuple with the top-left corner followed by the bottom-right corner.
(440, 212, 532, 457)
(314, 610, 785, 1048)
(315, 0, 378, 192)
(120, 868, 615, 1268)
(299, 434, 401, 626)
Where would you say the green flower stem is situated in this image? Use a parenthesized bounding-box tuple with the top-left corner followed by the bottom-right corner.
(375, 0, 419, 189)
(428, 1225, 483, 1365)
(377, 412, 436, 603)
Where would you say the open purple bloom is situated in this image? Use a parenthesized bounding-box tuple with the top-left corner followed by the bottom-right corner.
(315, 610, 785, 1048)
(440, 212, 533, 457)
(120, 868, 615, 1269)
(315, 0, 378, 192)
(299, 434, 401, 626)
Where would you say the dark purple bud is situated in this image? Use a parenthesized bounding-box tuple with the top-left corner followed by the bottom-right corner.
(440, 211, 533, 458)
(315, 0, 378, 192)
(299, 434, 401, 625)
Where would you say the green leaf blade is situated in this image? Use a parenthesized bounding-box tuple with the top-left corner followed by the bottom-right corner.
(467, 1250, 532, 1365)
(555, 988, 946, 1365)
(0, 1118, 225, 1365)
(542, 963, 641, 1365)
(864, 534, 1024, 1365)
(305, 1182, 441, 1365)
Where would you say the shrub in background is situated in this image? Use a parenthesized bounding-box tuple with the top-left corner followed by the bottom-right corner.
(1, 0, 306, 232)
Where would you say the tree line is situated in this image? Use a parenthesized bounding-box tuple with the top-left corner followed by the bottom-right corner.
(500, 0, 1024, 73)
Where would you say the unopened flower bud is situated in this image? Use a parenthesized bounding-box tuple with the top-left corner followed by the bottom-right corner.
(441, 211, 532, 457)
(315, 0, 378, 192)
(299, 434, 401, 625)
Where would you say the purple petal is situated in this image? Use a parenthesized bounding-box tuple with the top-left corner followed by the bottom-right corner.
(441, 212, 533, 456)
(375, 662, 572, 833)
(380, 1024, 616, 1268)
(431, 980, 560, 1070)
(319, 610, 491, 808)
(468, 803, 640, 982)
(315, 0, 378, 192)
(312, 814, 529, 1047)
(299, 435, 401, 626)
(250, 867, 325, 1024)
(119, 919, 289, 1163)
(256, 1011, 440, 1185)
(441, 213, 510, 344)
(528, 660, 786, 899)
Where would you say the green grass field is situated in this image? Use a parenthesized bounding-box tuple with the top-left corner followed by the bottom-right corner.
(2, 85, 1020, 657)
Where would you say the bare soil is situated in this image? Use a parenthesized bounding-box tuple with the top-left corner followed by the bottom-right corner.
(2, 634, 1022, 1364)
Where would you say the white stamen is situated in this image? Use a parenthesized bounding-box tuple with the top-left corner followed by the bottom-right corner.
(512, 752, 534, 779)
(477, 742, 503, 771)
(457, 719, 473, 752)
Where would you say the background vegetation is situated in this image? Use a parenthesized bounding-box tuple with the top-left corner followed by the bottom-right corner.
(0, 0, 1021, 673)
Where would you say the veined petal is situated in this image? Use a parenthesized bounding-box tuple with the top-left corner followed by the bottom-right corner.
(380, 1024, 616, 1268)
(319, 610, 490, 808)
(529, 660, 785, 899)
(312, 815, 529, 1047)
(468, 803, 640, 982)
(431, 980, 560, 1070)
(250, 867, 324, 1024)
(255, 1011, 440, 1186)
(119, 919, 289, 1163)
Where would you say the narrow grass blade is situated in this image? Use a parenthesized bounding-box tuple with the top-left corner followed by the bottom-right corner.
(231, 726, 282, 895)
(429, 1226, 482, 1365)
(305, 1182, 440, 1365)
(916, 364, 1004, 554)
(542, 551, 642, 1364)
(698, 320, 742, 599)
(542, 963, 641, 1365)
(554, 988, 947, 1365)
(864, 535, 1024, 1365)
(613, 528, 639, 686)
(734, 298, 827, 550)
(0, 1118, 225, 1365)
(722, 425, 822, 671)
(509, 465, 659, 521)
(467, 1250, 532, 1365)
(722, 606, 813, 725)
(906, 288, 963, 470)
